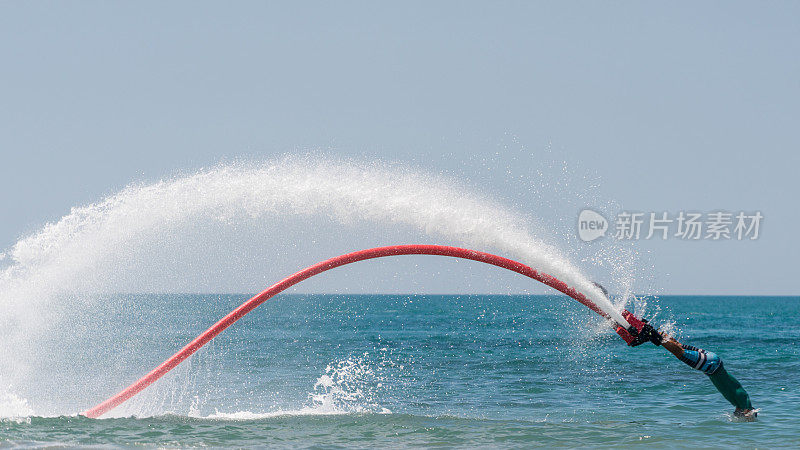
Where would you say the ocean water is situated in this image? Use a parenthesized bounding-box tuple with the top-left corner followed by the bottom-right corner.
(1, 294, 798, 447)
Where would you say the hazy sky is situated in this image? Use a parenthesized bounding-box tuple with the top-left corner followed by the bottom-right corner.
(1, 1, 797, 294)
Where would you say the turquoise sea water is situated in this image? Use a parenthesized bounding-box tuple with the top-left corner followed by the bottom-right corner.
(2, 294, 798, 447)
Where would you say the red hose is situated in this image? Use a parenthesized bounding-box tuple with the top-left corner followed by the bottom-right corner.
(84, 244, 611, 418)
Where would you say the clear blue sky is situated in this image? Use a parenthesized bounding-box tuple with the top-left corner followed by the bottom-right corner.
(1, 1, 797, 294)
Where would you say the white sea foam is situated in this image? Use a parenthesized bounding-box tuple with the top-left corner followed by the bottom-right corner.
(0, 393, 34, 421)
(197, 356, 391, 420)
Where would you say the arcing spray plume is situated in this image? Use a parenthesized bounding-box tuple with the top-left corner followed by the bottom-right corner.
(0, 157, 627, 416)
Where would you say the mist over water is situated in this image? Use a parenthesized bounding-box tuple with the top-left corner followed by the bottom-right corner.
(0, 156, 633, 418)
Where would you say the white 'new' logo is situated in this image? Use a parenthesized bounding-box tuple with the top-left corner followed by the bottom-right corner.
(578, 209, 608, 242)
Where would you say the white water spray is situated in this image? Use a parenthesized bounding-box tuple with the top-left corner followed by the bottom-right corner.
(0, 156, 626, 416)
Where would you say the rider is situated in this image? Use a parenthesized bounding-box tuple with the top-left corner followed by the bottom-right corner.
(595, 283, 756, 420)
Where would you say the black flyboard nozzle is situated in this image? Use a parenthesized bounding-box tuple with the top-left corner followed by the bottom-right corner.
(616, 312, 663, 347)
(592, 281, 662, 347)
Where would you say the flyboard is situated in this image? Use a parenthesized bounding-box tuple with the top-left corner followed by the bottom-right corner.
(83, 244, 645, 418)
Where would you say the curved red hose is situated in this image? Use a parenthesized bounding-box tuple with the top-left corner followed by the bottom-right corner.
(84, 244, 612, 418)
